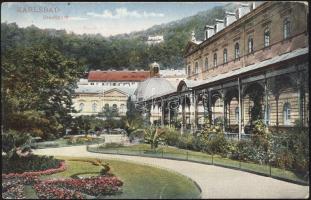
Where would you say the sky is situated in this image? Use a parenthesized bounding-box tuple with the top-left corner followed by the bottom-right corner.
(1, 2, 226, 37)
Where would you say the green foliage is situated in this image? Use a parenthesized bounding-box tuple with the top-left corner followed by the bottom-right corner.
(2, 130, 31, 159)
(144, 127, 166, 150)
(175, 133, 193, 150)
(2, 154, 62, 173)
(2, 44, 84, 139)
(251, 119, 269, 150)
(163, 126, 180, 146)
(1, 5, 228, 70)
(102, 143, 124, 149)
(100, 163, 111, 175)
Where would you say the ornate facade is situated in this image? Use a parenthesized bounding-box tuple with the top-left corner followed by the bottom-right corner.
(135, 1, 309, 138)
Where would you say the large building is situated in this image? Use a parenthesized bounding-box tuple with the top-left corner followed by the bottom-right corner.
(135, 1, 309, 138)
(72, 64, 184, 117)
(72, 70, 149, 117)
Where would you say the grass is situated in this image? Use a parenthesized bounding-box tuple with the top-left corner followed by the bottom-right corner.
(30, 156, 201, 199)
(93, 143, 308, 185)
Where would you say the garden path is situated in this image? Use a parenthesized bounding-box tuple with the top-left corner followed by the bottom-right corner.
(33, 145, 309, 199)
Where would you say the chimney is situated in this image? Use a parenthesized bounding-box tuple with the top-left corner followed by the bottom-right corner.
(251, 2, 256, 11)
(214, 19, 225, 33)
(237, 3, 251, 18)
(225, 11, 236, 26)
(204, 25, 214, 39)
(191, 31, 196, 42)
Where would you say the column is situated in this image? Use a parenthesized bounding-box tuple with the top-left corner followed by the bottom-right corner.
(182, 95, 185, 133)
(264, 76, 269, 130)
(208, 89, 212, 125)
(161, 100, 164, 127)
(297, 76, 304, 127)
(189, 92, 195, 134)
(168, 101, 171, 127)
(194, 91, 198, 131)
(238, 78, 242, 140)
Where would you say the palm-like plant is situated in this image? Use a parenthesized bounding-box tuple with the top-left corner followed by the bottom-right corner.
(144, 127, 166, 150)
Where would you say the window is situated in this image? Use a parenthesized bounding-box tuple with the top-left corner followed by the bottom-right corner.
(204, 58, 208, 70)
(213, 53, 217, 67)
(265, 105, 270, 125)
(283, 103, 291, 125)
(113, 83, 116, 86)
(235, 107, 239, 123)
(264, 28, 270, 47)
(187, 65, 191, 75)
(112, 104, 118, 112)
(102, 83, 105, 86)
(195, 62, 199, 74)
(90, 82, 94, 85)
(79, 103, 84, 111)
(234, 43, 240, 59)
(104, 103, 109, 110)
(223, 49, 228, 64)
(120, 104, 125, 113)
(248, 36, 254, 53)
(283, 18, 290, 39)
(92, 103, 97, 112)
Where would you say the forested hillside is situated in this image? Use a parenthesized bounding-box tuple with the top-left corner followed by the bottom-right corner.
(1, 3, 238, 71)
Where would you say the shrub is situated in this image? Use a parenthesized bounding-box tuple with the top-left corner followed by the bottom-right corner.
(163, 126, 180, 146)
(206, 134, 228, 156)
(100, 163, 110, 175)
(274, 149, 294, 169)
(103, 143, 124, 149)
(176, 133, 193, 150)
(2, 154, 62, 174)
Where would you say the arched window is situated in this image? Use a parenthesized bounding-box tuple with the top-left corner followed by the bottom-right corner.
(283, 103, 291, 125)
(204, 57, 208, 70)
(264, 28, 270, 47)
(213, 53, 217, 67)
(195, 62, 199, 74)
(248, 36, 254, 53)
(223, 49, 228, 64)
(234, 43, 240, 59)
(265, 105, 270, 125)
(235, 107, 239, 123)
(79, 103, 84, 111)
(187, 65, 191, 75)
(92, 103, 97, 112)
(112, 104, 118, 111)
(283, 18, 290, 39)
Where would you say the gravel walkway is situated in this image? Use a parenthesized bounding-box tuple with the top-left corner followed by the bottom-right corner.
(33, 145, 309, 199)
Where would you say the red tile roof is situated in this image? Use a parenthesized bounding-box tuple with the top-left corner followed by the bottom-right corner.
(88, 70, 150, 81)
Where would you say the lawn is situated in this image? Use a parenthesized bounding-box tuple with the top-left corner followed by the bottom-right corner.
(92, 143, 308, 185)
(27, 156, 201, 199)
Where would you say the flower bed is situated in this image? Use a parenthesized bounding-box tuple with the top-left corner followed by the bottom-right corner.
(2, 161, 66, 179)
(2, 178, 26, 199)
(35, 176, 123, 197)
(33, 183, 84, 199)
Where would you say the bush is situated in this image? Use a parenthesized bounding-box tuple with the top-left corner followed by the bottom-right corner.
(206, 134, 228, 156)
(2, 154, 62, 173)
(163, 126, 180, 146)
(103, 143, 124, 149)
(176, 133, 194, 150)
(100, 163, 110, 175)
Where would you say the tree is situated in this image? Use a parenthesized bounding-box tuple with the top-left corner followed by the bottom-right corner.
(2, 44, 84, 139)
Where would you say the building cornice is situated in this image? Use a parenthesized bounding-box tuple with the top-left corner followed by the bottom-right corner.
(184, 1, 273, 58)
